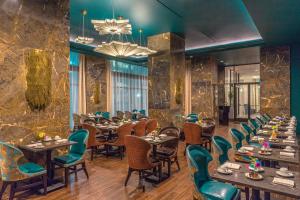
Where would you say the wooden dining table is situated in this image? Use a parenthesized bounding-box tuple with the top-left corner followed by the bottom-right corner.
(250, 136, 299, 148)
(19, 139, 76, 192)
(211, 161, 300, 200)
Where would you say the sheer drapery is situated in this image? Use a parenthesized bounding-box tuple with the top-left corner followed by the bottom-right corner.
(69, 51, 79, 128)
(78, 54, 87, 114)
(185, 61, 192, 115)
(110, 60, 148, 116)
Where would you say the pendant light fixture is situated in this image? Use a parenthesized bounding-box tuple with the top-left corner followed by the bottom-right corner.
(75, 9, 94, 44)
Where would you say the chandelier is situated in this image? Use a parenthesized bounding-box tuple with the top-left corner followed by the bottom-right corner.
(94, 41, 144, 57)
(75, 10, 94, 44)
(91, 18, 132, 35)
(91, 1, 156, 57)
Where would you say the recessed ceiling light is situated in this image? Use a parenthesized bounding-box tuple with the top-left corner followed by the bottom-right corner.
(220, 60, 224, 63)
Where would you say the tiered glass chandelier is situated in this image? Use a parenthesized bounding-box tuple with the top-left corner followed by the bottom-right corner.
(91, 17, 132, 35)
(75, 10, 94, 44)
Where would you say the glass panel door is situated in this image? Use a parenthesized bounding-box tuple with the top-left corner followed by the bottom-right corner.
(249, 84, 260, 118)
(234, 84, 249, 119)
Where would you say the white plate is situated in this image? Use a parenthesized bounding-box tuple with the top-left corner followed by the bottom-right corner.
(159, 134, 167, 137)
(258, 151, 272, 155)
(276, 171, 294, 178)
(145, 138, 152, 141)
(245, 172, 263, 180)
(238, 149, 249, 154)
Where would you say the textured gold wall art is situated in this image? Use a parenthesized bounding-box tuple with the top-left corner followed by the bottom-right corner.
(25, 49, 52, 111)
(175, 78, 183, 105)
(93, 80, 101, 104)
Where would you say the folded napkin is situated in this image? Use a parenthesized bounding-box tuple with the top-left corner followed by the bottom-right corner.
(285, 131, 294, 135)
(223, 162, 241, 170)
(273, 177, 295, 187)
(283, 140, 295, 144)
(242, 146, 254, 151)
(280, 152, 295, 157)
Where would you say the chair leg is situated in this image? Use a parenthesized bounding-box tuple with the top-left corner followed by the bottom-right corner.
(0, 182, 9, 199)
(124, 168, 133, 186)
(9, 182, 16, 200)
(64, 167, 69, 187)
(90, 147, 94, 161)
(82, 162, 89, 179)
(74, 165, 78, 180)
(158, 164, 162, 182)
(175, 157, 180, 171)
(105, 145, 109, 158)
(167, 159, 171, 177)
(43, 174, 47, 195)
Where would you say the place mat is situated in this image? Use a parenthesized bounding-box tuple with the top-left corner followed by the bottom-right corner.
(280, 152, 295, 157)
(283, 140, 295, 144)
(223, 162, 241, 170)
(273, 177, 295, 188)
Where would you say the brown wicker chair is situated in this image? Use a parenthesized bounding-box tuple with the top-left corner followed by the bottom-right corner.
(105, 123, 133, 160)
(82, 124, 105, 160)
(124, 135, 162, 192)
(124, 111, 132, 120)
(156, 127, 180, 176)
(183, 122, 210, 155)
(112, 116, 122, 123)
(73, 113, 82, 130)
(98, 117, 112, 124)
(83, 118, 97, 126)
(145, 119, 158, 134)
(116, 111, 124, 119)
(133, 120, 147, 137)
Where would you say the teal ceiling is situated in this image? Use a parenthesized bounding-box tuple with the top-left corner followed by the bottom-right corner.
(70, 0, 300, 57)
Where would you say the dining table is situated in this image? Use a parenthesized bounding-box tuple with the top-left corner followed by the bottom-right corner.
(211, 161, 300, 200)
(19, 139, 76, 193)
(250, 136, 299, 148)
(140, 135, 177, 183)
(235, 145, 300, 165)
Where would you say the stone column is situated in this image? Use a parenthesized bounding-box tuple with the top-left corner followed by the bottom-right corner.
(148, 33, 185, 127)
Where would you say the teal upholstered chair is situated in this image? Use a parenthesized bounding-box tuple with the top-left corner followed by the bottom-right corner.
(256, 116, 265, 125)
(101, 112, 110, 120)
(240, 123, 261, 148)
(249, 118, 260, 130)
(52, 129, 89, 187)
(186, 145, 240, 200)
(261, 115, 269, 123)
(0, 141, 47, 199)
(187, 113, 198, 123)
(139, 109, 146, 116)
(212, 136, 232, 165)
(95, 111, 102, 116)
(230, 128, 251, 163)
(264, 113, 271, 121)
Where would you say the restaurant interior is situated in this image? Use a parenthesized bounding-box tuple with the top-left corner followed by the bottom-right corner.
(0, 0, 300, 199)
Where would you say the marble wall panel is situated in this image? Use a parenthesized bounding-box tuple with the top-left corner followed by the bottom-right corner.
(188, 56, 218, 118)
(85, 56, 108, 113)
(0, 0, 69, 144)
(260, 46, 290, 116)
(148, 33, 185, 127)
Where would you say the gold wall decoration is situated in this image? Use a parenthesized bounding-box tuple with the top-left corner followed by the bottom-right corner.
(175, 78, 183, 105)
(94, 80, 100, 104)
(25, 49, 52, 111)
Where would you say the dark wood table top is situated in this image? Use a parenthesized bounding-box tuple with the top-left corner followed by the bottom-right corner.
(250, 137, 299, 148)
(19, 140, 76, 152)
(235, 146, 300, 165)
(256, 129, 296, 138)
(211, 162, 300, 199)
(141, 136, 177, 145)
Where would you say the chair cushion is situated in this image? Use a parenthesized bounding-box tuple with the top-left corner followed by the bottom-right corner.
(19, 162, 45, 174)
(54, 153, 82, 164)
(200, 180, 238, 200)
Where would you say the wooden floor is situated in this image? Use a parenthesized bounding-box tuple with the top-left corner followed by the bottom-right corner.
(0, 123, 296, 200)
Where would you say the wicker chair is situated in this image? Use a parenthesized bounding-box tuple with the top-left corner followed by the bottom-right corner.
(124, 111, 132, 120)
(97, 117, 112, 124)
(116, 111, 124, 119)
(124, 135, 162, 192)
(183, 122, 210, 155)
(112, 116, 122, 123)
(133, 120, 147, 137)
(73, 113, 82, 130)
(82, 124, 105, 160)
(156, 127, 180, 176)
(105, 123, 133, 160)
(145, 119, 158, 134)
(83, 118, 97, 126)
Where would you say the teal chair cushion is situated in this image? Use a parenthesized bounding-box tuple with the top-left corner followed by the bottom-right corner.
(54, 153, 82, 164)
(102, 112, 110, 119)
(139, 109, 146, 116)
(19, 162, 45, 174)
(200, 180, 238, 200)
(230, 128, 245, 150)
(212, 136, 232, 165)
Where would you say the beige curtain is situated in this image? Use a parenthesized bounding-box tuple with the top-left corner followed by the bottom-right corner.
(78, 54, 86, 114)
(185, 60, 192, 115)
(106, 60, 112, 113)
